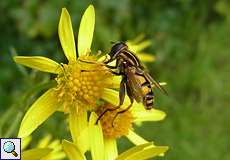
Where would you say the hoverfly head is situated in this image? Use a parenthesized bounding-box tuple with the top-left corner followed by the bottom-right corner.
(108, 42, 127, 61)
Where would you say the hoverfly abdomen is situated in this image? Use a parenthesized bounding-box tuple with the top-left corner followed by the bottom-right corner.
(144, 92, 154, 110)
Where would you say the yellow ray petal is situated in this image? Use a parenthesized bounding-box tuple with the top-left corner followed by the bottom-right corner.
(18, 89, 59, 138)
(125, 146, 169, 160)
(78, 5, 95, 56)
(58, 8, 76, 61)
(132, 105, 166, 122)
(104, 138, 118, 160)
(116, 142, 153, 160)
(75, 127, 90, 154)
(104, 75, 121, 89)
(89, 112, 104, 160)
(14, 56, 61, 74)
(37, 135, 52, 148)
(126, 39, 151, 53)
(22, 148, 52, 160)
(101, 88, 130, 109)
(136, 53, 155, 62)
(21, 136, 32, 150)
(69, 108, 87, 142)
(126, 129, 149, 146)
(62, 140, 86, 160)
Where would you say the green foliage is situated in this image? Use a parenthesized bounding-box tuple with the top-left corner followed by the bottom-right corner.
(0, 0, 229, 159)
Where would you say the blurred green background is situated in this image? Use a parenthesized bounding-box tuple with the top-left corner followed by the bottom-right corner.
(0, 0, 229, 159)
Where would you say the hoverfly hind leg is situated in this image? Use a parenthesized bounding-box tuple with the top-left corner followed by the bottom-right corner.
(95, 77, 126, 125)
(111, 97, 134, 127)
(112, 81, 134, 127)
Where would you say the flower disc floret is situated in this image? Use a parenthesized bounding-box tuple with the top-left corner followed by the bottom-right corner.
(55, 58, 112, 113)
(96, 103, 134, 139)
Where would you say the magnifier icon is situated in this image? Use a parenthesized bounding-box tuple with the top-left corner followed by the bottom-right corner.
(3, 141, 18, 157)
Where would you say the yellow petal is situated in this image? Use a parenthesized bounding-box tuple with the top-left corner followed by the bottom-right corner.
(125, 146, 169, 160)
(126, 39, 151, 53)
(45, 152, 66, 160)
(18, 89, 59, 138)
(69, 108, 87, 142)
(104, 75, 121, 89)
(130, 34, 145, 44)
(89, 112, 104, 160)
(37, 135, 52, 148)
(21, 136, 32, 150)
(132, 105, 166, 122)
(78, 5, 95, 56)
(101, 89, 130, 109)
(116, 142, 153, 160)
(126, 129, 149, 146)
(58, 8, 76, 61)
(62, 140, 86, 160)
(41, 138, 66, 160)
(75, 127, 90, 154)
(14, 56, 61, 74)
(136, 53, 155, 62)
(104, 139, 118, 160)
(22, 148, 52, 160)
(159, 82, 167, 86)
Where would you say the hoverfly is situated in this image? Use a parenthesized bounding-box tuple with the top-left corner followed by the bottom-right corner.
(96, 42, 167, 124)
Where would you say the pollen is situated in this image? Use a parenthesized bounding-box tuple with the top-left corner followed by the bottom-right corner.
(96, 103, 134, 139)
(55, 56, 112, 113)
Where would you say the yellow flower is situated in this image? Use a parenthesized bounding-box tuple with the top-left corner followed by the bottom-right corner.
(62, 113, 168, 160)
(21, 135, 65, 160)
(14, 5, 114, 138)
(97, 89, 168, 159)
(126, 34, 155, 62)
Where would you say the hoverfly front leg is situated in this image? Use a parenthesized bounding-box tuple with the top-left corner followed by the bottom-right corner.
(95, 76, 126, 124)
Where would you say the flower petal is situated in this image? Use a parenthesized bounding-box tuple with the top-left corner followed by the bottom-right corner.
(69, 108, 87, 142)
(62, 140, 86, 160)
(58, 8, 76, 61)
(104, 76, 121, 89)
(37, 135, 52, 148)
(126, 39, 151, 53)
(132, 105, 166, 122)
(75, 127, 90, 154)
(116, 142, 153, 160)
(89, 112, 104, 160)
(125, 146, 169, 160)
(136, 53, 155, 62)
(21, 136, 32, 150)
(18, 89, 59, 138)
(78, 5, 95, 56)
(41, 138, 66, 160)
(101, 89, 130, 109)
(22, 148, 52, 160)
(126, 129, 149, 146)
(104, 139, 118, 160)
(14, 56, 61, 74)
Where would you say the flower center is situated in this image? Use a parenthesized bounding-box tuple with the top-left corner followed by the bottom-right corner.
(55, 56, 112, 113)
(96, 103, 134, 139)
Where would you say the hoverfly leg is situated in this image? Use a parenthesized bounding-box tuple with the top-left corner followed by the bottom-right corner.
(95, 77, 126, 125)
(109, 70, 121, 75)
(112, 82, 134, 127)
(95, 105, 120, 124)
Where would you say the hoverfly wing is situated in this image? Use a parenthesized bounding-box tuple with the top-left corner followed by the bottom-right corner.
(126, 67, 143, 103)
(144, 72, 168, 95)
